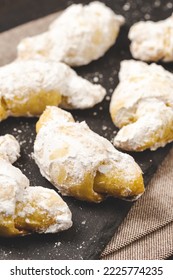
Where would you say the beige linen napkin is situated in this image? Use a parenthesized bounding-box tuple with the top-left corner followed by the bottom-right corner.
(101, 148, 173, 260)
(1, 12, 173, 260)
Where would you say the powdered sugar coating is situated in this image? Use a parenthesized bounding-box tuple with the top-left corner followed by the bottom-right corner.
(110, 60, 173, 151)
(17, 1, 125, 66)
(0, 59, 106, 122)
(0, 134, 72, 236)
(129, 14, 173, 62)
(34, 107, 144, 202)
(0, 159, 72, 236)
(17, 186, 72, 234)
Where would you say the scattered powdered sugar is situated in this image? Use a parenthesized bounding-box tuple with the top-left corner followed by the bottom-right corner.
(123, 3, 131, 11)
(154, 0, 161, 7)
(144, 13, 151, 20)
(54, 242, 61, 248)
(166, 2, 173, 9)
(105, 96, 111, 101)
(109, 77, 114, 84)
(102, 125, 107, 131)
(93, 76, 99, 83)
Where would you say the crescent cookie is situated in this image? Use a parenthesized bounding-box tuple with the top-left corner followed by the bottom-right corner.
(0, 59, 106, 122)
(110, 60, 173, 151)
(34, 106, 144, 203)
(0, 135, 72, 237)
(128, 14, 173, 62)
(17, 1, 125, 66)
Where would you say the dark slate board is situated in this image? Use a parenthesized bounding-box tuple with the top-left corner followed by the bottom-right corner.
(0, 0, 173, 260)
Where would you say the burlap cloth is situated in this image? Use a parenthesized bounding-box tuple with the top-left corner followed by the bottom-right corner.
(101, 147, 173, 260)
(0, 13, 173, 260)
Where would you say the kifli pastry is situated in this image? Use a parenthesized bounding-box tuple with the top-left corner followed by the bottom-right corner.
(34, 106, 144, 203)
(17, 1, 125, 66)
(129, 14, 173, 62)
(0, 59, 106, 122)
(0, 135, 72, 237)
(110, 60, 173, 151)
(0, 158, 29, 236)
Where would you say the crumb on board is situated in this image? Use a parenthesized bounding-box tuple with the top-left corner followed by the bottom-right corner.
(123, 2, 131, 11)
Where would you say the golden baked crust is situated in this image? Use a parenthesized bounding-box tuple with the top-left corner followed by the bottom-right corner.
(0, 135, 72, 237)
(0, 159, 30, 237)
(14, 186, 72, 235)
(110, 60, 173, 151)
(0, 59, 106, 122)
(34, 106, 144, 203)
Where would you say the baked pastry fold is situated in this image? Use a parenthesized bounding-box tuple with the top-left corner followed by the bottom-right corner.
(129, 14, 173, 62)
(34, 106, 144, 203)
(110, 60, 173, 151)
(0, 59, 106, 122)
(17, 1, 125, 66)
(0, 135, 72, 237)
